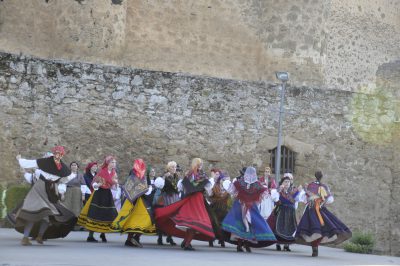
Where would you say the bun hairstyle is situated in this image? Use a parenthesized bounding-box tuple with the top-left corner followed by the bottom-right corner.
(279, 175, 290, 186)
(315, 170, 323, 181)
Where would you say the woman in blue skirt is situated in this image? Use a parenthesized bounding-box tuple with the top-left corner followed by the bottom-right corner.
(295, 171, 352, 257)
(222, 167, 276, 252)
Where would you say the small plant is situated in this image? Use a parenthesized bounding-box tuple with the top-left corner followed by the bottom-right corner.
(344, 231, 375, 254)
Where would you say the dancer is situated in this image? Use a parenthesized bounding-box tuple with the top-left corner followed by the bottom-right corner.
(155, 158, 215, 251)
(208, 171, 231, 248)
(112, 159, 155, 248)
(295, 171, 352, 257)
(268, 175, 303, 251)
(80, 161, 104, 241)
(78, 156, 119, 243)
(15, 146, 77, 245)
(222, 167, 276, 252)
(153, 161, 180, 246)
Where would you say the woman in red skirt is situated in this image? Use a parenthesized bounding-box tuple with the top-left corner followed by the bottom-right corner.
(155, 158, 215, 251)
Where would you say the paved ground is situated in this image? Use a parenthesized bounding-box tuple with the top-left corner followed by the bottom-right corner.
(0, 228, 399, 266)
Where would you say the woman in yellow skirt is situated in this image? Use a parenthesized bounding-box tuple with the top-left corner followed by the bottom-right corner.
(112, 159, 156, 247)
(78, 156, 119, 242)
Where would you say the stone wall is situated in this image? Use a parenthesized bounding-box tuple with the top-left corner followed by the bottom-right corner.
(0, 0, 399, 90)
(0, 52, 399, 255)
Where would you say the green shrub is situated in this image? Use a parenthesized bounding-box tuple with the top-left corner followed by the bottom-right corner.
(1, 184, 30, 228)
(351, 231, 375, 246)
(0, 184, 4, 218)
(344, 231, 375, 254)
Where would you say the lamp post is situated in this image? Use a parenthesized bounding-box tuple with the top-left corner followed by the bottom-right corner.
(275, 71, 289, 183)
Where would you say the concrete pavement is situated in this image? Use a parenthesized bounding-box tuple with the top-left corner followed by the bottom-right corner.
(0, 228, 399, 266)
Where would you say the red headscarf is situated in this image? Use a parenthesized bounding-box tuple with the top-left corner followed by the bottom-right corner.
(85, 161, 98, 174)
(52, 146, 65, 156)
(94, 156, 116, 189)
(133, 159, 146, 179)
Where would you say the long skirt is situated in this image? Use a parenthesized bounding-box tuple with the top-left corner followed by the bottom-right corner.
(222, 200, 276, 247)
(295, 205, 352, 245)
(155, 192, 215, 241)
(209, 201, 229, 241)
(13, 179, 76, 239)
(267, 204, 297, 244)
(63, 186, 83, 217)
(78, 188, 118, 233)
(112, 197, 156, 235)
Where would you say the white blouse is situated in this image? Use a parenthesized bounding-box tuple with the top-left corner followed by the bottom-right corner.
(18, 158, 76, 183)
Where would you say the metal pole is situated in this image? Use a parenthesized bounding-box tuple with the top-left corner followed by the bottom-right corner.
(275, 80, 286, 183)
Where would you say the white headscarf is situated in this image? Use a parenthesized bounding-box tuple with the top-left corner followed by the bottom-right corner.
(244, 167, 258, 185)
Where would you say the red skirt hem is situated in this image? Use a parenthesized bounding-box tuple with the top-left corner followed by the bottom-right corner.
(155, 192, 215, 241)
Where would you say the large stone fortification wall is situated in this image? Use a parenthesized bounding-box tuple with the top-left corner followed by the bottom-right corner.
(0, 53, 399, 255)
(0, 0, 399, 90)
(0, 0, 399, 256)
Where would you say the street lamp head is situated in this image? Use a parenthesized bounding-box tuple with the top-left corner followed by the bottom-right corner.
(276, 71, 289, 82)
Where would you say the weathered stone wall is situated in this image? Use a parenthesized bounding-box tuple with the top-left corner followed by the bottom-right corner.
(0, 0, 399, 90)
(0, 52, 399, 255)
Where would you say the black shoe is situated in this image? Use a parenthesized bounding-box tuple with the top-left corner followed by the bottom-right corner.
(276, 244, 281, 251)
(131, 234, 143, 247)
(220, 241, 225, 248)
(131, 237, 143, 248)
(283, 244, 291, 251)
(87, 236, 98, 243)
(245, 243, 252, 253)
(181, 240, 186, 249)
(125, 239, 136, 247)
(237, 245, 244, 252)
(312, 247, 318, 257)
(208, 240, 214, 247)
(157, 236, 164, 245)
(166, 236, 176, 246)
(184, 245, 195, 251)
(100, 233, 107, 243)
